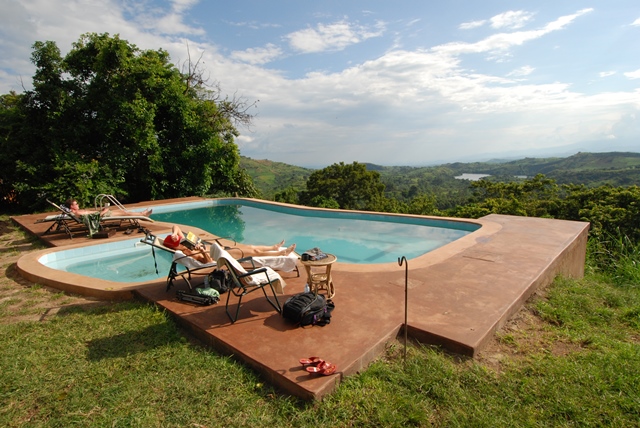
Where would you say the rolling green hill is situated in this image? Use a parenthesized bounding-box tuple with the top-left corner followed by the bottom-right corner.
(239, 157, 313, 199)
(241, 152, 640, 204)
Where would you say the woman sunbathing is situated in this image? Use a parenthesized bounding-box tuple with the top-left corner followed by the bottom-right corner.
(65, 198, 153, 217)
(163, 224, 296, 265)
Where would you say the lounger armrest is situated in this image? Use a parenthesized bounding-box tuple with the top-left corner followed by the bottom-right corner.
(211, 237, 244, 258)
(238, 256, 257, 269)
(237, 267, 268, 279)
(214, 237, 237, 247)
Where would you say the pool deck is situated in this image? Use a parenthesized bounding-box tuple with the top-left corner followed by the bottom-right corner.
(12, 197, 589, 400)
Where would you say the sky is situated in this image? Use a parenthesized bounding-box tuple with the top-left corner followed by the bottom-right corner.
(1, 1, 639, 167)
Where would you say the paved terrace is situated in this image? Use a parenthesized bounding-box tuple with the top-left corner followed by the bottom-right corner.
(12, 197, 589, 400)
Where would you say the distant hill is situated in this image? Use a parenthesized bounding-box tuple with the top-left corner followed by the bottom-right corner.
(240, 157, 313, 199)
(241, 152, 640, 202)
(439, 152, 640, 186)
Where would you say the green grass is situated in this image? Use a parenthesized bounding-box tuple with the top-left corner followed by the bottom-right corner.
(1, 269, 639, 427)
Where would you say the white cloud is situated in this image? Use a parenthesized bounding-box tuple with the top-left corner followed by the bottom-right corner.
(599, 71, 616, 77)
(170, 0, 199, 13)
(231, 44, 283, 65)
(433, 8, 593, 59)
(285, 20, 385, 53)
(632, 17, 640, 26)
(133, 0, 204, 36)
(459, 20, 486, 30)
(227, 20, 281, 30)
(507, 66, 535, 77)
(624, 69, 640, 79)
(490, 10, 535, 30)
(460, 10, 534, 31)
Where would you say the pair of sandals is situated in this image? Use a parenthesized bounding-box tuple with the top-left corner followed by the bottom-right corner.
(299, 356, 337, 376)
(125, 226, 149, 235)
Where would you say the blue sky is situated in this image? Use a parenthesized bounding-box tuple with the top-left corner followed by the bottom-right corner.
(1, 1, 639, 167)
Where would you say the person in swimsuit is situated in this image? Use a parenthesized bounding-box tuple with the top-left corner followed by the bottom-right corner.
(65, 198, 152, 217)
(162, 224, 296, 265)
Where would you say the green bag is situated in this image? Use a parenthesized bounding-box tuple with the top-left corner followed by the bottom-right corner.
(196, 286, 220, 299)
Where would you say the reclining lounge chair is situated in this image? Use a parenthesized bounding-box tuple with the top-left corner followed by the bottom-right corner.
(139, 233, 242, 291)
(37, 199, 153, 239)
(94, 194, 151, 230)
(212, 242, 285, 323)
(140, 233, 296, 294)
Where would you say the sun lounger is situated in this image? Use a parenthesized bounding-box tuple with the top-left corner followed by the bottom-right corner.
(212, 242, 284, 323)
(139, 233, 244, 291)
(37, 199, 153, 239)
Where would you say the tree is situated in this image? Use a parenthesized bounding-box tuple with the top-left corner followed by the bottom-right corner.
(274, 186, 300, 205)
(560, 184, 640, 242)
(0, 33, 257, 212)
(452, 174, 560, 218)
(299, 162, 385, 211)
(0, 91, 27, 207)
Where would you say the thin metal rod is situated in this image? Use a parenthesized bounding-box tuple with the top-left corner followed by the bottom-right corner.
(398, 256, 408, 363)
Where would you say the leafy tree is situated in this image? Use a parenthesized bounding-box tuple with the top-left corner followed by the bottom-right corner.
(560, 184, 640, 242)
(274, 186, 300, 205)
(452, 174, 560, 218)
(406, 194, 440, 215)
(0, 33, 257, 211)
(0, 91, 27, 206)
(299, 162, 385, 210)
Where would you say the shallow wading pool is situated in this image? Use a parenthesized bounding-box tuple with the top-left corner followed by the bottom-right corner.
(38, 199, 481, 283)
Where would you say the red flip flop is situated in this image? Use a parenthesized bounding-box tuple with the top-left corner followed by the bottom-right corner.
(299, 356, 323, 366)
(306, 360, 337, 375)
(320, 363, 336, 376)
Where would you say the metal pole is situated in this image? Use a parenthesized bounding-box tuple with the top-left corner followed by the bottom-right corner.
(398, 256, 408, 363)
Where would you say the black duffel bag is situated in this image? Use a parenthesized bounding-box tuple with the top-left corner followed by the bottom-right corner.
(282, 292, 334, 327)
(207, 269, 230, 294)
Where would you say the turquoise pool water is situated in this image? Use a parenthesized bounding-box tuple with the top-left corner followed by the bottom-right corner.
(39, 236, 177, 283)
(152, 199, 478, 264)
(39, 199, 480, 283)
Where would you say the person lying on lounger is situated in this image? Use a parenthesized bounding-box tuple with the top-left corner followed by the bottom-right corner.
(65, 198, 153, 218)
(162, 224, 296, 265)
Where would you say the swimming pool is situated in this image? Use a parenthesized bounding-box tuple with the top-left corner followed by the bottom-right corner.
(37, 199, 480, 283)
(151, 199, 479, 264)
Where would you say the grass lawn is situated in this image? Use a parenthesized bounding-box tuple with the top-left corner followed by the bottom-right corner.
(1, 217, 639, 427)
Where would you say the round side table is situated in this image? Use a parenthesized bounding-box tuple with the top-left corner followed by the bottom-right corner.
(300, 254, 337, 299)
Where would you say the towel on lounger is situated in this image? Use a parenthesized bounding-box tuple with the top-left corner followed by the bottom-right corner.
(173, 250, 216, 270)
(210, 242, 286, 292)
(251, 249, 298, 272)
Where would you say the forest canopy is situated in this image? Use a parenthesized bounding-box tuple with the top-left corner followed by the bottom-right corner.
(0, 33, 257, 212)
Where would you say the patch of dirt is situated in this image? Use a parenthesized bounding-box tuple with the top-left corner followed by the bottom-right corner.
(476, 288, 583, 371)
(0, 218, 107, 324)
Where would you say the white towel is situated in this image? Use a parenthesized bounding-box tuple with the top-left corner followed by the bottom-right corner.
(210, 242, 285, 290)
(173, 250, 216, 269)
(44, 214, 70, 221)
